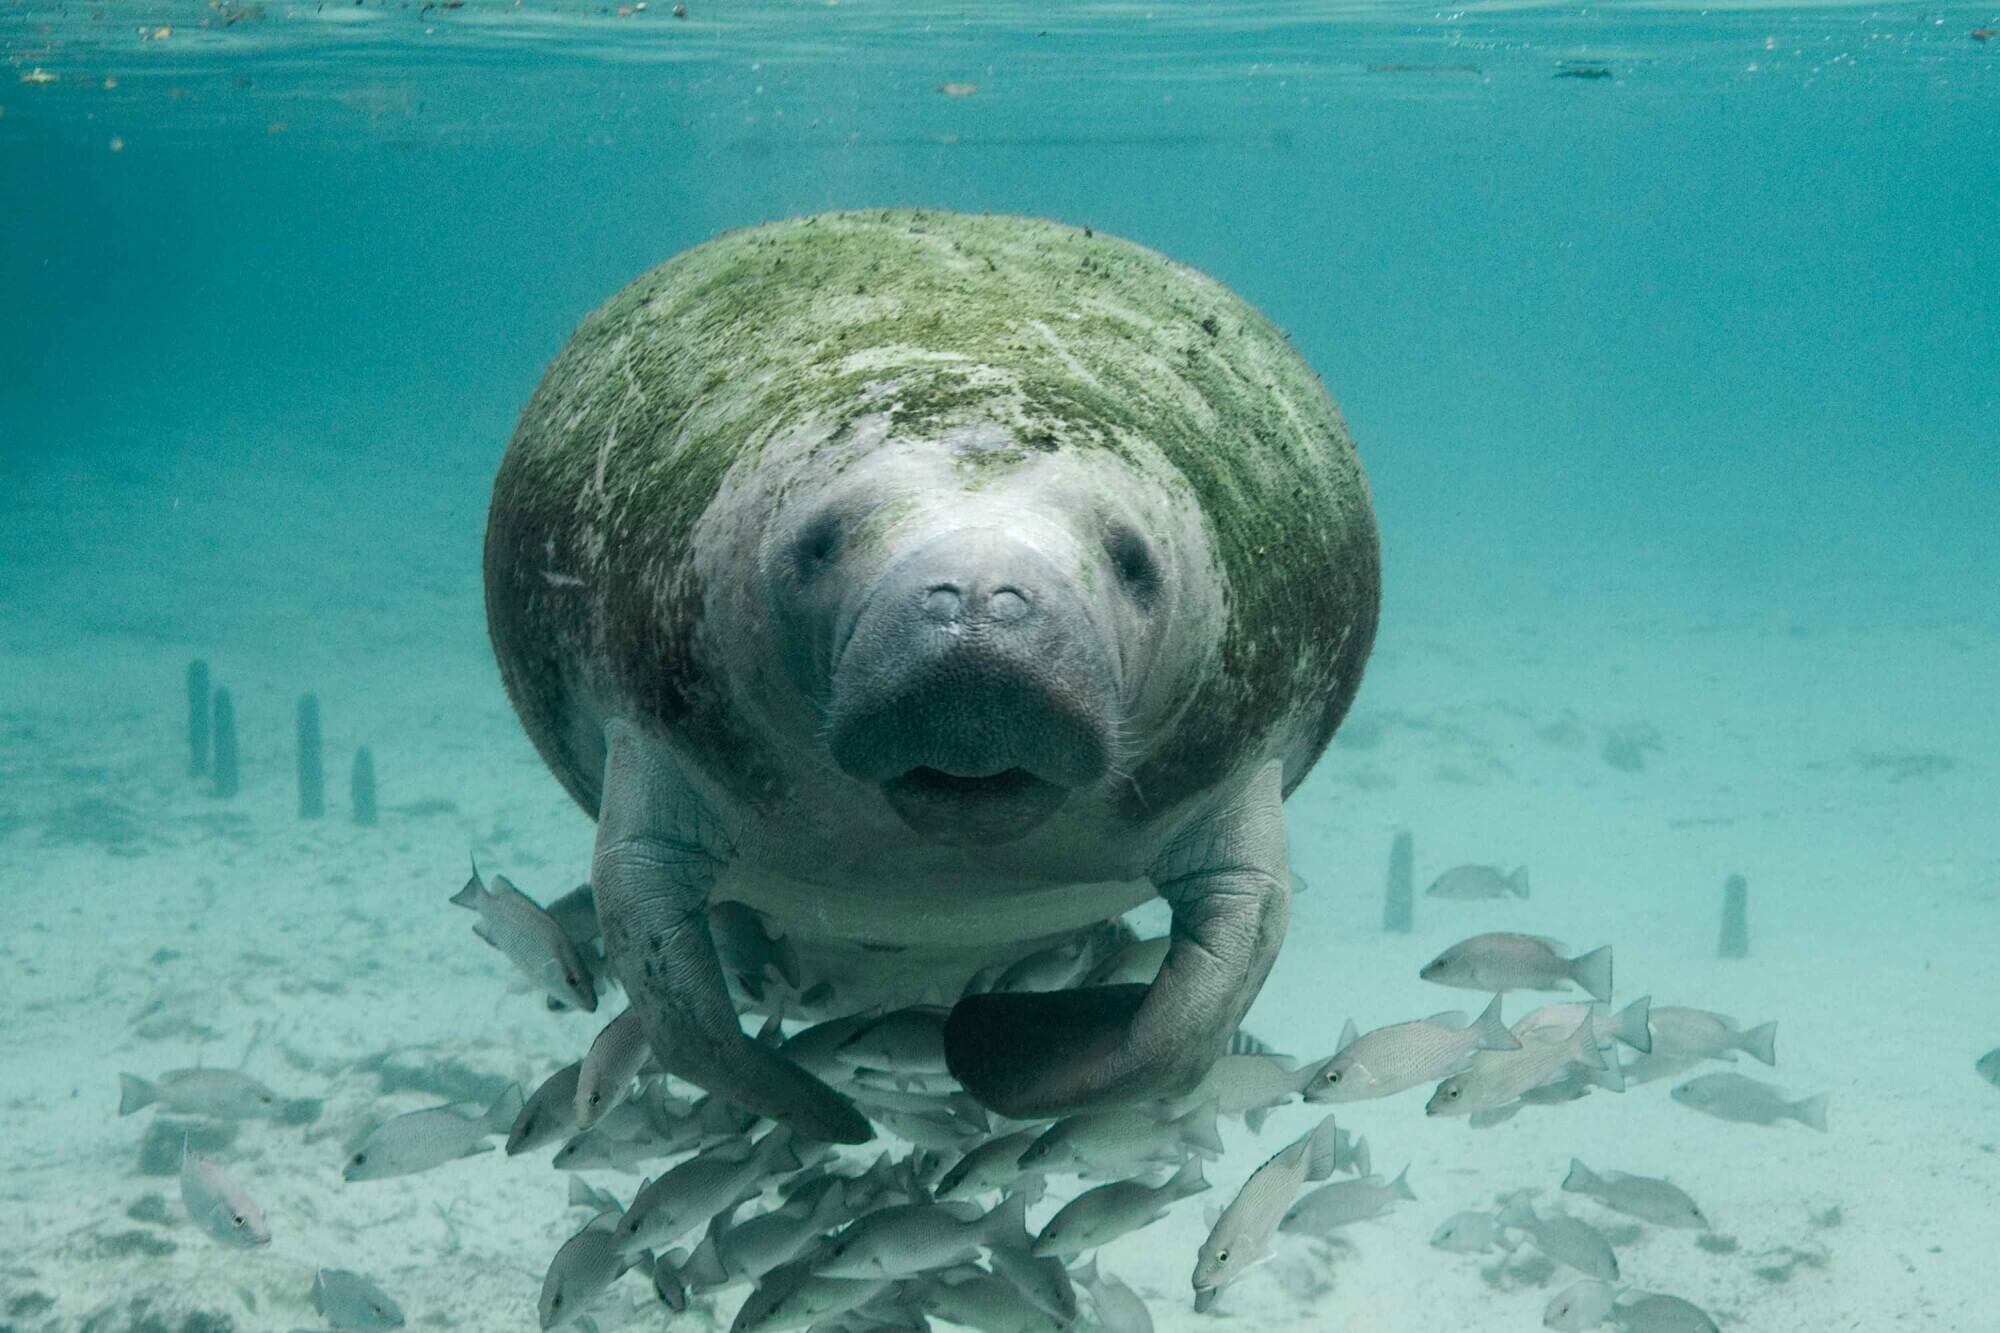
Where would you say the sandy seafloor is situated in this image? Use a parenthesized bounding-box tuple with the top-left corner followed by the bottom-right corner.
(1, 434, 1994, 1333)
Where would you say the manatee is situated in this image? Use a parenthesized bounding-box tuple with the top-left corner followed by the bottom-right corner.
(483, 210, 1379, 1141)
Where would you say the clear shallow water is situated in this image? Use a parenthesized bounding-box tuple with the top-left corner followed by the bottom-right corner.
(2, 4, 1997, 1332)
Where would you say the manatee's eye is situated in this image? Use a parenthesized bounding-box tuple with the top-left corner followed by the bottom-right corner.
(1104, 523, 1161, 604)
(793, 509, 844, 579)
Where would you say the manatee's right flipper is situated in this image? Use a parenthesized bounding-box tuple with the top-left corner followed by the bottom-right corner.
(591, 719, 871, 1144)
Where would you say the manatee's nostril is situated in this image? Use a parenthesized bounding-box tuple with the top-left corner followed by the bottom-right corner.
(923, 586, 962, 621)
(988, 588, 1030, 623)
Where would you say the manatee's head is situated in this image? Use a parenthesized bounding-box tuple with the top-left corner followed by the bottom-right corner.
(761, 432, 1193, 847)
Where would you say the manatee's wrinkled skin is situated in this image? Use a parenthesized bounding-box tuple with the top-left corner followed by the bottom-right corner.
(484, 210, 1378, 1138)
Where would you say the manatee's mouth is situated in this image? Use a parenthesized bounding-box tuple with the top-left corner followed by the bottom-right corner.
(880, 765, 1070, 846)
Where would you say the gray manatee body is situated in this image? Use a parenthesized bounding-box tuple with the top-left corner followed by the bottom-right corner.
(484, 210, 1379, 1138)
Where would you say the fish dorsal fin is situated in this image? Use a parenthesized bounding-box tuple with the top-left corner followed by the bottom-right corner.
(1336, 1019, 1359, 1053)
(584, 1209, 621, 1233)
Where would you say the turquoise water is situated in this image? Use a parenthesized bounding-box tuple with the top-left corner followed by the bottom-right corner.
(3, 4, 1996, 1331)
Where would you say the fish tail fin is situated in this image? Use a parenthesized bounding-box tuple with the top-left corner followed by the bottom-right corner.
(1509, 867, 1531, 898)
(1566, 1016, 1607, 1070)
(771, 933, 802, 990)
(1071, 1253, 1100, 1285)
(117, 1074, 156, 1116)
(1740, 1021, 1779, 1066)
(1303, 1113, 1343, 1182)
(1613, 995, 1652, 1053)
(450, 857, 483, 907)
(1351, 1134, 1372, 1179)
(1392, 1165, 1416, 1201)
(683, 1234, 729, 1289)
(1792, 1093, 1830, 1132)
(984, 1190, 1031, 1246)
(1472, 994, 1520, 1051)
(1570, 946, 1614, 1003)
(1496, 1195, 1536, 1230)
(484, 1083, 526, 1134)
(1168, 1157, 1209, 1199)
(1561, 1158, 1597, 1194)
(753, 1126, 803, 1177)
(1244, 1104, 1271, 1134)
(1178, 1098, 1224, 1157)
(1589, 1053, 1626, 1092)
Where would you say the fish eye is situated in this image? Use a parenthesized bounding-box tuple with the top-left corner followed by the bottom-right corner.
(1215, 1248, 1230, 1264)
(232, 1214, 245, 1227)
(351, 1153, 367, 1166)
(1446, 1088, 1460, 1101)
(1323, 1068, 1341, 1084)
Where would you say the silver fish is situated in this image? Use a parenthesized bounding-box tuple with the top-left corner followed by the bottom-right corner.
(1420, 933, 1612, 1001)
(782, 1011, 885, 1081)
(817, 1195, 1025, 1279)
(835, 1006, 952, 1075)
(343, 1084, 522, 1181)
(541, 1211, 647, 1329)
(575, 1006, 650, 1129)
(1020, 1099, 1222, 1178)
(1978, 1047, 2000, 1088)
(310, 1268, 405, 1329)
(732, 1257, 889, 1333)
(1191, 1115, 1337, 1310)
(710, 900, 802, 1002)
(1084, 935, 1171, 987)
(1670, 1072, 1827, 1130)
(1278, 1166, 1414, 1236)
(615, 1128, 802, 1256)
(917, 1270, 1065, 1333)
(1498, 1197, 1618, 1279)
(180, 1143, 270, 1248)
(119, 1069, 285, 1120)
(1033, 1159, 1207, 1258)
(1513, 996, 1653, 1055)
(1612, 1291, 1721, 1332)
(707, 1186, 854, 1285)
(988, 1244, 1079, 1326)
(1072, 1255, 1152, 1333)
(1647, 1006, 1776, 1065)
(1544, 1278, 1618, 1330)
(451, 864, 598, 1012)
(1430, 1209, 1510, 1254)
(1428, 1014, 1603, 1115)
(509, 1061, 584, 1155)
(1307, 995, 1520, 1103)
(1619, 1052, 1702, 1087)
(937, 1129, 1046, 1200)
(974, 938, 1092, 995)
(1426, 864, 1530, 899)
(1562, 1159, 1707, 1229)
(1170, 1053, 1319, 1129)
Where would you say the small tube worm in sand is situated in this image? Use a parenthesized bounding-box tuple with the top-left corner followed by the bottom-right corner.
(350, 746, 378, 826)
(296, 693, 325, 819)
(1383, 830, 1414, 933)
(211, 688, 240, 798)
(1718, 873, 1749, 959)
(186, 659, 211, 777)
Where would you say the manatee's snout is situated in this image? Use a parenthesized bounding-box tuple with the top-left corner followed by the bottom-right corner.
(827, 528, 1118, 845)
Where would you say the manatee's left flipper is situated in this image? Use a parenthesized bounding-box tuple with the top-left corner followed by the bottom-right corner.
(946, 760, 1290, 1118)
(592, 719, 872, 1144)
